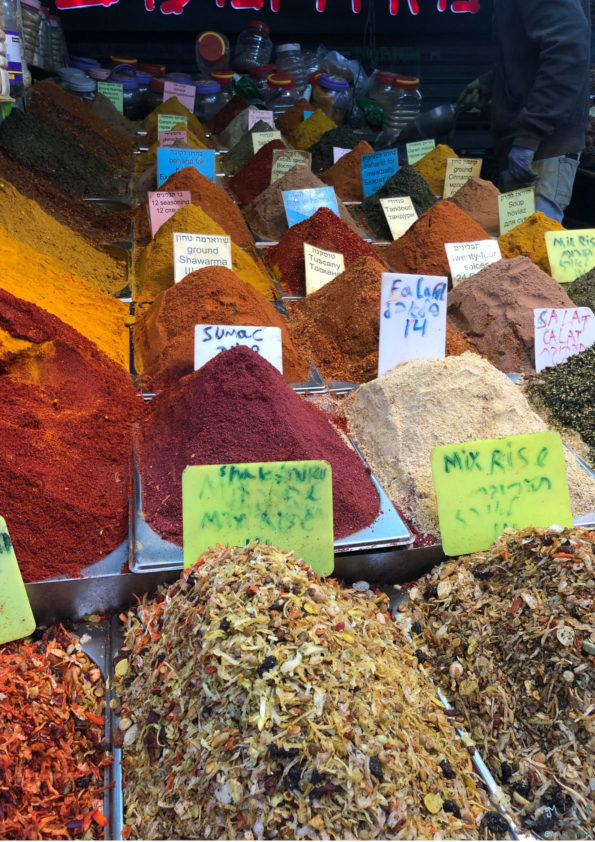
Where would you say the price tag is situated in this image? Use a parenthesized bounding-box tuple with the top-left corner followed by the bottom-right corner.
(173, 232, 232, 283)
(443, 157, 482, 198)
(406, 139, 435, 165)
(97, 81, 123, 114)
(378, 272, 447, 376)
(380, 196, 418, 240)
(534, 307, 595, 372)
(445, 239, 502, 286)
(498, 187, 535, 235)
(0, 517, 36, 645)
(157, 147, 216, 187)
(248, 109, 275, 129)
(333, 146, 351, 163)
(545, 229, 595, 283)
(158, 129, 188, 147)
(157, 113, 188, 132)
(252, 130, 283, 154)
(431, 431, 572, 555)
(282, 186, 339, 228)
(163, 80, 196, 113)
(182, 460, 334, 575)
(303, 110, 314, 120)
(304, 243, 345, 294)
(194, 324, 282, 372)
(270, 149, 311, 183)
(148, 190, 191, 237)
(361, 149, 399, 198)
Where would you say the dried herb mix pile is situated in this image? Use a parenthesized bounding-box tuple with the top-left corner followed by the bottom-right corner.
(403, 526, 594, 837)
(116, 543, 494, 840)
(566, 264, 595, 313)
(308, 125, 360, 174)
(357, 164, 437, 241)
(221, 120, 283, 175)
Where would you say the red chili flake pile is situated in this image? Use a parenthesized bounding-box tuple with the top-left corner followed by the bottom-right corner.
(226, 138, 287, 204)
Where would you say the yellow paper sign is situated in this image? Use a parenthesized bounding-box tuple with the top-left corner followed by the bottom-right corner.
(0, 517, 36, 645)
(545, 229, 595, 283)
(252, 130, 283, 154)
(380, 196, 418, 240)
(182, 461, 334, 575)
(271, 149, 311, 183)
(498, 187, 535, 235)
(443, 157, 482, 198)
(304, 242, 345, 294)
(431, 431, 572, 556)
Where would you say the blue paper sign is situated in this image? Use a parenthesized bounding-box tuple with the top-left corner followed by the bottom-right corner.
(157, 147, 216, 187)
(282, 186, 339, 228)
(303, 110, 314, 120)
(361, 149, 399, 198)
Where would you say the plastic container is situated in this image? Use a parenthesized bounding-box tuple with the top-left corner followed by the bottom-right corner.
(195, 30, 228, 77)
(35, 5, 51, 70)
(312, 72, 350, 124)
(248, 62, 275, 99)
(68, 73, 96, 102)
(367, 71, 396, 109)
(145, 75, 165, 112)
(1, 0, 26, 96)
(233, 20, 272, 73)
(89, 66, 111, 81)
(194, 78, 225, 123)
(267, 72, 299, 119)
(164, 71, 192, 83)
(138, 62, 165, 76)
(109, 64, 143, 120)
(210, 69, 234, 101)
(20, 0, 40, 65)
(48, 14, 67, 71)
(383, 75, 421, 135)
(110, 54, 136, 67)
(275, 42, 307, 91)
(70, 55, 99, 71)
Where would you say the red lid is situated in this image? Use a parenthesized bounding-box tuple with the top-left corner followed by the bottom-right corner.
(198, 31, 227, 63)
(249, 63, 275, 77)
(40, 5, 49, 12)
(247, 19, 270, 34)
(309, 69, 324, 84)
(393, 74, 419, 89)
(375, 71, 396, 85)
(138, 63, 166, 76)
(149, 77, 165, 93)
(267, 73, 295, 89)
(210, 70, 234, 81)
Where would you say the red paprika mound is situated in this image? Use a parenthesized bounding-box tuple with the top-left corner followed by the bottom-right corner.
(226, 138, 287, 204)
(138, 346, 380, 543)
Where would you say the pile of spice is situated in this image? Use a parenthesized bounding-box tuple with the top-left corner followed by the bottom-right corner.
(116, 542, 494, 840)
(308, 125, 360, 174)
(320, 140, 374, 202)
(344, 352, 595, 540)
(143, 97, 207, 143)
(221, 120, 284, 175)
(208, 92, 249, 135)
(404, 526, 595, 837)
(498, 211, 565, 274)
(142, 119, 213, 152)
(357, 165, 437, 241)
(381, 200, 489, 279)
(134, 265, 310, 386)
(0, 108, 125, 198)
(290, 109, 337, 150)
(450, 176, 500, 235)
(448, 256, 573, 373)
(525, 345, 595, 463)
(412, 143, 458, 195)
(0, 179, 128, 296)
(133, 135, 208, 178)
(0, 288, 142, 580)
(216, 105, 259, 149)
(264, 207, 382, 295)
(0, 627, 111, 839)
(138, 346, 380, 543)
(88, 91, 141, 138)
(0, 228, 129, 367)
(226, 138, 287, 204)
(133, 203, 273, 301)
(567, 264, 595, 312)
(274, 97, 310, 136)
(243, 165, 366, 242)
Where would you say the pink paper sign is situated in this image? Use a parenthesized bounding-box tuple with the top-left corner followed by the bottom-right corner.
(163, 80, 196, 113)
(248, 109, 275, 129)
(158, 129, 188, 147)
(148, 190, 192, 237)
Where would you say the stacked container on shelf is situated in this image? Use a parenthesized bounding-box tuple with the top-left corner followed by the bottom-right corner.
(267, 71, 299, 118)
(194, 78, 225, 123)
(275, 42, 307, 92)
(232, 19, 272, 73)
(195, 29, 229, 77)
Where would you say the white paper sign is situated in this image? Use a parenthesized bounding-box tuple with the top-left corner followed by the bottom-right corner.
(194, 324, 283, 372)
(173, 232, 232, 283)
(378, 272, 447, 376)
(380, 196, 418, 240)
(333, 146, 351, 163)
(304, 243, 345, 294)
(443, 157, 483, 198)
(445, 239, 502, 286)
(252, 130, 283, 154)
(498, 187, 535, 235)
(148, 190, 191, 237)
(248, 109, 275, 129)
(534, 307, 595, 372)
(270, 149, 311, 183)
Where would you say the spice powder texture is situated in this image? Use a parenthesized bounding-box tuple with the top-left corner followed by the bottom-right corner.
(208, 92, 249, 135)
(498, 211, 566, 274)
(412, 143, 458, 195)
(138, 346, 380, 542)
(221, 120, 284, 175)
(450, 176, 500, 235)
(289, 109, 337, 150)
(320, 140, 374, 202)
(357, 164, 437, 241)
(226, 138, 287, 204)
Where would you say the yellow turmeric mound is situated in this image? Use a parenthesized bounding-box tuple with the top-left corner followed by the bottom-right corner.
(498, 211, 565, 274)
(290, 109, 337, 150)
(412, 143, 458, 196)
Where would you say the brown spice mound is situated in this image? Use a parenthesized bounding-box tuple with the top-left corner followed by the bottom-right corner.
(320, 140, 375, 202)
(207, 92, 249, 135)
(450, 176, 500, 235)
(275, 98, 311, 136)
(445, 324, 478, 356)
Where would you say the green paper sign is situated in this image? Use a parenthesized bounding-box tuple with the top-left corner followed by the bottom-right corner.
(97, 81, 123, 114)
(157, 113, 188, 133)
(431, 431, 572, 556)
(0, 517, 36, 645)
(406, 139, 435, 165)
(182, 460, 334, 575)
(545, 229, 595, 284)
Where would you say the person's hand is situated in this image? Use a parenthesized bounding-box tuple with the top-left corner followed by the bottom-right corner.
(457, 79, 490, 111)
(507, 146, 538, 183)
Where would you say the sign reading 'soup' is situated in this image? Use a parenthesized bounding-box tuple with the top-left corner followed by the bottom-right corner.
(431, 431, 572, 556)
(534, 306, 595, 372)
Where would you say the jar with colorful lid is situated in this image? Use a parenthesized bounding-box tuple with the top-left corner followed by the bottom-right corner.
(275, 43, 307, 91)
(233, 20, 272, 73)
(164, 71, 192, 84)
(312, 72, 350, 124)
(367, 71, 396, 109)
(195, 30, 229, 77)
(194, 78, 225, 123)
(138, 62, 165, 76)
(382, 74, 421, 135)
(248, 62, 275, 99)
(210, 69, 234, 102)
(70, 55, 99, 71)
(110, 55, 136, 67)
(68, 73, 96, 102)
(145, 75, 165, 112)
(110, 64, 143, 120)
(267, 72, 298, 119)
(89, 66, 110, 82)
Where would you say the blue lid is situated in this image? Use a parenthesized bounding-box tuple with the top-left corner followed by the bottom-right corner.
(318, 73, 349, 92)
(135, 71, 152, 85)
(113, 74, 139, 91)
(196, 80, 221, 94)
(165, 72, 192, 82)
(70, 56, 100, 70)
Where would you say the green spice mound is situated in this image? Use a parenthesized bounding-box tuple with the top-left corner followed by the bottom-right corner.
(404, 526, 595, 839)
(525, 345, 595, 463)
(566, 264, 595, 313)
(358, 164, 437, 240)
(308, 125, 360, 174)
(116, 543, 492, 840)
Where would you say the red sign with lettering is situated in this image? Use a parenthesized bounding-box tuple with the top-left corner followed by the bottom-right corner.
(56, 0, 480, 14)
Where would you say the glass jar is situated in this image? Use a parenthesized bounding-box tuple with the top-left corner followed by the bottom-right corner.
(367, 71, 396, 109)
(48, 14, 67, 71)
(195, 30, 229, 77)
(275, 42, 307, 92)
(138, 62, 165, 77)
(248, 62, 275, 99)
(68, 74, 96, 102)
(110, 65, 143, 120)
(267, 72, 299, 119)
(210, 69, 234, 102)
(1, 0, 25, 96)
(145, 75, 165, 112)
(382, 74, 421, 135)
(20, 0, 40, 65)
(110, 54, 137, 68)
(233, 20, 272, 73)
(35, 5, 51, 70)
(194, 78, 225, 123)
(312, 73, 350, 124)
(135, 70, 152, 118)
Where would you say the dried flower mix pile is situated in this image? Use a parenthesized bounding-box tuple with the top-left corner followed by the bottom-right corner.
(116, 543, 495, 840)
(403, 526, 595, 837)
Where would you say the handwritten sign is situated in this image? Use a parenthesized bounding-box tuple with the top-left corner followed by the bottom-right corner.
(163, 79, 196, 112)
(270, 149, 311, 183)
(361, 149, 399, 198)
(443, 157, 482, 198)
(333, 146, 351, 163)
(157, 147, 216, 187)
(157, 113, 188, 132)
(158, 129, 188, 147)
(0, 517, 36, 645)
(304, 243, 345, 294)
(498, 186, 535, 235)
(182, 460, 334, 575)
(545, 229, 595, 284)
(148, 190, 191, 237)
(97, 81, 123, 113)
(248, 109, 274, 129)
(283, 186, 339, 228)
(194, 324, 282, 372)
(406, 139, 435, 165)
(173, 232, 232, 282)
(252, 130, 283, 154)
(431, 431, 573, 555)
(534, 307, 595, 372)
(380, 196, 418, 240)
(445, 239, 502, 286)
(378, 272, 447, 375)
